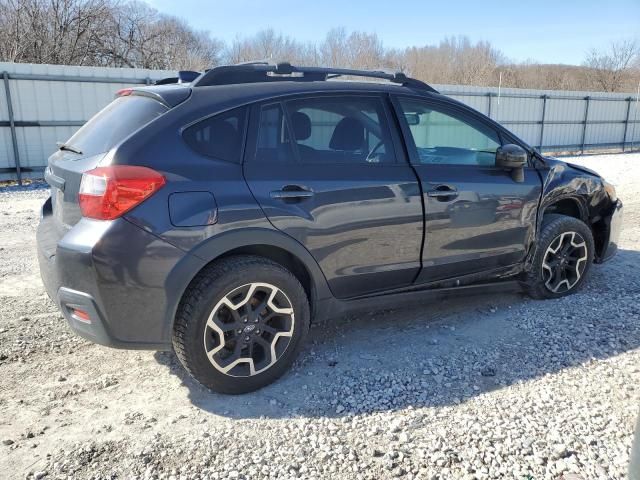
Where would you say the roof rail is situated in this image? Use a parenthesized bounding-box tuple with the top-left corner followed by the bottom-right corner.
(190, 62, 438, 93)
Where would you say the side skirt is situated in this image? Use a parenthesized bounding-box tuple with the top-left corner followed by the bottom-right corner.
(314, 265, 525, 322)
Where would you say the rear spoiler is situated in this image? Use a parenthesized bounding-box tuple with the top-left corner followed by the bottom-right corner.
(115, 85, 191, 108)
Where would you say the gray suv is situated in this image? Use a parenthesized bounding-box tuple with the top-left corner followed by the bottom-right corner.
(37, 63, 623, 393)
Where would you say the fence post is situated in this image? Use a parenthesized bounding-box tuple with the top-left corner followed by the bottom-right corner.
(580, 96, 590, 154)
(2, 71, 22, 185)
(538, 95, 547, 151)
(486, 92, 492, 119)
(622, 97, 632, 152)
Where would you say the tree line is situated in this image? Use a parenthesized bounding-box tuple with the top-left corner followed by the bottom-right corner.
(1, 0, 638, 93)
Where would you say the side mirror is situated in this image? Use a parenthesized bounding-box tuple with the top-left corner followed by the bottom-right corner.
(496, 144, 528, 182)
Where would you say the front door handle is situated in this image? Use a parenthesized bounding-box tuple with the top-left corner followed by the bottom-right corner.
(427, 186, 458, 199)
(270, 186, 315, 200)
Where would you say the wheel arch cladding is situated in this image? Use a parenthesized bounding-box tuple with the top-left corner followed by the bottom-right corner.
(537, 158, 615, 261)
(541, 197, 585, 222)
(539, 195, 610, 261)
(163, 228, 333, 341)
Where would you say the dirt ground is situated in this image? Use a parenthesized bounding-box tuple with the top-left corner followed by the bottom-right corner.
(0, 152, 639, 480)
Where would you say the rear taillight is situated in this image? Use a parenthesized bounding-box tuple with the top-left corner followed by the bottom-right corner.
(78, 166, 165, 220)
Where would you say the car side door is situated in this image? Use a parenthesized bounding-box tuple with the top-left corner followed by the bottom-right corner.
(392, 95, 542, 283)
(243, 94, 423, 298)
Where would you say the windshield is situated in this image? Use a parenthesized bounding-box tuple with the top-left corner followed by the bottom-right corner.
(65, 95, 168, 157)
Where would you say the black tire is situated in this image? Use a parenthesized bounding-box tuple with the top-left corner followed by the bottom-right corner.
(525, 214, 595, 299)
(173, 255, 310, 394)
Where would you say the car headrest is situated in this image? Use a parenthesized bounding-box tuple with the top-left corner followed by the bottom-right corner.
(290, 111, 311, 141)
(329, 117, 365, 151)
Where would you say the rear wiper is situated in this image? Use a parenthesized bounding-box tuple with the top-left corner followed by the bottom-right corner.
(56, 142, 83, 155)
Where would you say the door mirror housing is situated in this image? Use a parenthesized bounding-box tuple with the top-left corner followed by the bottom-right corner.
(496, 144, 528, 182)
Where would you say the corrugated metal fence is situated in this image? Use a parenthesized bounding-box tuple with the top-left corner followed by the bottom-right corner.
(0, 63, 172, 182)
(441, 84, 640, 154)
(1, 62, 639, 183)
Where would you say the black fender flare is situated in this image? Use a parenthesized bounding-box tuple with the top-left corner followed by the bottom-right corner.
(537, 194, 588, 224)
(160, 228, 333, 343)
(522, 195, 588, 273)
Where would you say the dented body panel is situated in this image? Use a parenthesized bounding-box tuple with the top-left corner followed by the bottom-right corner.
(534, 156, 622, 262)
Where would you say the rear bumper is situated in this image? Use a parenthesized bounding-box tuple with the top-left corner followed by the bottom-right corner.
(56, 287, 113, 346)
(37, 196, 191, 350)
(595, 199, 623, 263)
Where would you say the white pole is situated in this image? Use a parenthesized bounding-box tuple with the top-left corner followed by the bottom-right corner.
(633, 80, 640, 152)
(496, 71, 502, 121)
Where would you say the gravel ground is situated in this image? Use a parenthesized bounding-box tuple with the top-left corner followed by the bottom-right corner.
(0, 153, 639, 480)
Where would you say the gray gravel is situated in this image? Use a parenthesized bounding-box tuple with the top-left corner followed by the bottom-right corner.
(0, 153, 639, 479)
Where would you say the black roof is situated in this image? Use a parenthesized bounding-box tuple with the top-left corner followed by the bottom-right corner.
(198, 79, 442, 112)
(137, 77, 445, 117)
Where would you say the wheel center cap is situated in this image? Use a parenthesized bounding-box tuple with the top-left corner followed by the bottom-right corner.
(243, 324, 257, 334)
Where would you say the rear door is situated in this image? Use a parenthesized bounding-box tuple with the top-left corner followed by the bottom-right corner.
(393, 95, 542, 283)
(243, 94, 423, 298)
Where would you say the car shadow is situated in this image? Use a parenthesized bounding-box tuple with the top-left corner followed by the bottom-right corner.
(154, 248, 640, 419)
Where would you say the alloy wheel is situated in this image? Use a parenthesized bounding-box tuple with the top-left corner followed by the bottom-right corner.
(203, 283, 295, 377)
(541, 231, 588, 293)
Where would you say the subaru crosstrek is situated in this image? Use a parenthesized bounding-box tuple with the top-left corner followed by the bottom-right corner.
(37, 63, 623, 393)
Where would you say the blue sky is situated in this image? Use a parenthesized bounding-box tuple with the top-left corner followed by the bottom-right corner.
(145, 0, 639, 65)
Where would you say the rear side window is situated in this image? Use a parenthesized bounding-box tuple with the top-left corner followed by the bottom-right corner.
(66, 95, 168, 157)
(183, 107, 247, 163)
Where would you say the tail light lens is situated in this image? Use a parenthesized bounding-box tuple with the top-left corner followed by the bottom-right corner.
(79, 166, 165, 220)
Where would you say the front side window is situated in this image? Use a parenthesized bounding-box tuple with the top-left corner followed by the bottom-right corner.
(284, 96, 397, 164)
(183, 107, 247, 163)
(398, 98, 501, 166)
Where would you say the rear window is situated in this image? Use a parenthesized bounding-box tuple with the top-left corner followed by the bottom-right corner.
(182, 107, 247, 163)
(65, 95, 168, 157)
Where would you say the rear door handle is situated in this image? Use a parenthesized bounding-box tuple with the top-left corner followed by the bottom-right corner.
(270, 186, 314, 200)
(427, 186, 458, 199)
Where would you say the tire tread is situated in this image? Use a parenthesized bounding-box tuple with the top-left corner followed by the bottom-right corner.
(525, 214, 594, 299)
(172, 255, 309, 394)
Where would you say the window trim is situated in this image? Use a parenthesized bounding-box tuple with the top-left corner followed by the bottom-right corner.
(391, 94, 509, 169)
(247, 101, 296, 165)
(248, 93, 404, 166)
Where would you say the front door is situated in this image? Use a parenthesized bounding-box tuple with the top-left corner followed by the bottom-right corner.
(243, 94, 423, 298)
(393, 96, 542, 283)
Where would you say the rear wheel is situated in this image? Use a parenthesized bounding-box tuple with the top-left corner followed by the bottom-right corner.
(526, 214, 594, 299)
(173, 255, 310, 394)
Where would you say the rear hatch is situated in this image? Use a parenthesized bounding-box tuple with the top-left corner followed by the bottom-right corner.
(45, 93, 171, 240)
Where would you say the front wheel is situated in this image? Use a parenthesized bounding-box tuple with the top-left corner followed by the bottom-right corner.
(173, 255, 310, 394)
(526, 214, 594, 299)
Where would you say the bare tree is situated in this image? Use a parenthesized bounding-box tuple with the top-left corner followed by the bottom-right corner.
(0, 0, 113, 65)
(584, 39, 639, 92)
(0, 0, 224, 69)
(223, 28, 312, 65)
(1, 2, 639, 93)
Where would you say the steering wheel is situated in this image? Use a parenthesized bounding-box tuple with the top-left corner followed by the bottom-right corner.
(365, 140, 384, 163)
